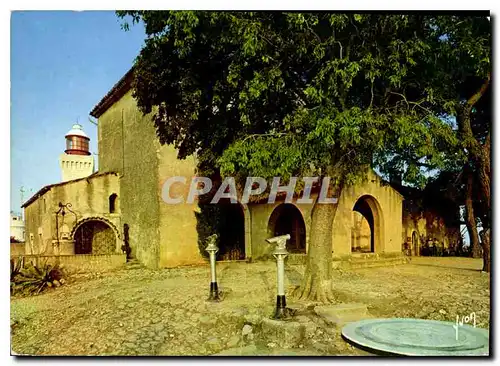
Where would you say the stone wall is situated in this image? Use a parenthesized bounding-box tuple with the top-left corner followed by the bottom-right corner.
(157, 145, 203, 268)
(24, 190, 54, 255)
(10, 243, 26, 256)
(14, 254, 127, 274)
(248, 200, 313, 260)
(332, 170, 403, 255)
(248, 170, 404, 260)
(23, 173, 122, 256)
(402, 210, 462, 255)
(97, 91, 161, 268)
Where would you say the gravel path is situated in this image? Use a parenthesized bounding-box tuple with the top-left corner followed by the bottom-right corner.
(10, 257, 489, 356)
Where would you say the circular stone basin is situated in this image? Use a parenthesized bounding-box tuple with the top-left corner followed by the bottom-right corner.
(342, 318, 489, 356)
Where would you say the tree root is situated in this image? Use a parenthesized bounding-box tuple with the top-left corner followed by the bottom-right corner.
(292, 273, 336, 303)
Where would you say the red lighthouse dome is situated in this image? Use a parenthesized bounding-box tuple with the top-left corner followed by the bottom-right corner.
(64, 123, 90, 156)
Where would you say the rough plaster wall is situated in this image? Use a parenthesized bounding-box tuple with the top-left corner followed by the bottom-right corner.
(248, 199, 313, 260)
(157, 145, 203, 268)
(333, 171, 403, 255)
(24, 174, 122, 255)
(98, 91, 160, 268)
(24, 191, 53, 255)
(403, 210, 462, 251)
(248, 171, 404, 260)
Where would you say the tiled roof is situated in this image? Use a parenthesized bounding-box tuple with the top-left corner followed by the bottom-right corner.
(21, 172, 119, 208)
(89, 67, 135, 118)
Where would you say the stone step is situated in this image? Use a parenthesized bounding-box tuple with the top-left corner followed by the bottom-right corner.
(125, 259, 143, 269)
(314, 303, 371, 327)
(287, 254, 409, 268)
(339, 257, 408, 269)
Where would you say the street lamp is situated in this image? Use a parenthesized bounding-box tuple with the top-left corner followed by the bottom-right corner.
(267, 234, 290, 320)
(205, 234, 220, 301)
(55, 202, 77, 254)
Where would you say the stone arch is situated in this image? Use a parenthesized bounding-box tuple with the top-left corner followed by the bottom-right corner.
(71, 216, 121, 254)
(351, 195, 385, 253)
(267, 203, 306, 253)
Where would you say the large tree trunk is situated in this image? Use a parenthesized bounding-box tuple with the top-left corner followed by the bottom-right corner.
(480, 228, 490, 273)
(458, 73, 491, 266)
(465, 168, 481, 258)
(458, 74, 490, 215)
(294, 184, 342, 303)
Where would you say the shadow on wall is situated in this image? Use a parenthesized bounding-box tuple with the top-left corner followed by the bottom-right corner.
(121, 223, 132, 260)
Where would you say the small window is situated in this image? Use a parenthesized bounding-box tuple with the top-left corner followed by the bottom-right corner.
(109, 194, 118, 213)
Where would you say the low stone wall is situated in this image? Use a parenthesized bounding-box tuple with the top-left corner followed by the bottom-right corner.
(10, 243, 26, 256)
(285, 251, 407, 267)
(11, 254, 127, 274)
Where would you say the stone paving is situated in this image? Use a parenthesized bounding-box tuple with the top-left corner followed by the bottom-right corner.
(10, 257, 489, 356)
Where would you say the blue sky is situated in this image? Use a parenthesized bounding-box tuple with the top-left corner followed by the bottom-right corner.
(10, 11, 146, 213)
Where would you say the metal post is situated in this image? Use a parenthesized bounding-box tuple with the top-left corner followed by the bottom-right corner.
(267, 234, 290, 320)
(205, 234, 220, 301)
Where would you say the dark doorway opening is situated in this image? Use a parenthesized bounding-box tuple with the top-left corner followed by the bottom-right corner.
(216, 199, 245, 260)
(268, 204, 306, 253)
(352, 197, 375, 253)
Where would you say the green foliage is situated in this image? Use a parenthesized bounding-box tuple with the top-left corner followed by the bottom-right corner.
(117, 11, 490, 190)
(11, 260, 66, 296)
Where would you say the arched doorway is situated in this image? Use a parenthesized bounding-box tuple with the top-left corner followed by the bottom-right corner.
(268, 204, 306, 253)
(217, 199, 245, 260)
(412, 231, 419, 256)
(73, 220, 117, 255)
(351, 195, 383, 253)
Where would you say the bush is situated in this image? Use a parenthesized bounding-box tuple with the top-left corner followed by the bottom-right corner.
(11, 260, 66, 296)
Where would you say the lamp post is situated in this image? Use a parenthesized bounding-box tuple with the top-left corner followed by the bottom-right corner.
(267, 234, 290, 320)
(55, 202, 77, 254)
(205, 234, 220, 301)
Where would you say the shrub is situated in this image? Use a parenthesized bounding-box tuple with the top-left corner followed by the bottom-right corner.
(11, 260, 66, 296)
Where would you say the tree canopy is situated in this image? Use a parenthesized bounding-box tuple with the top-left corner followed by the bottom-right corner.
(117, 11, 492, 291)
(116, 12, 489, 187)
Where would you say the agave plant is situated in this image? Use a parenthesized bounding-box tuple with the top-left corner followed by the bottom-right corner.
(11, 260, 66, 296)
(10, 257, 24, 294)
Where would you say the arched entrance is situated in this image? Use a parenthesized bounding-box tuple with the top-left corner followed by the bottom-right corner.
(73, 219, 117, 255)
(216, 199, 245, 260)
(412, 231, 419, 256)
(351, 195, 384, 253)
(268, 204, 306, 253)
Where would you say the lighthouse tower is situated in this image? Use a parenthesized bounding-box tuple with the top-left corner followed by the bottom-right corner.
(59, 123, 95, 182)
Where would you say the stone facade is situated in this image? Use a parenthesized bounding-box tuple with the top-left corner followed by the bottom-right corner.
(402, 209, 462, 256)
(246, 170, 404, 260)
(23, 68, 461, 269)
(22, 172, 121, 256)
(88, 71, 409, 267)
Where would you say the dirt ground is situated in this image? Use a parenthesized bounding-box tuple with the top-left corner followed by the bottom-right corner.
(10, 257, 490, 356)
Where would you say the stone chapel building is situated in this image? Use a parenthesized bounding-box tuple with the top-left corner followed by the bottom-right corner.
(21, 68, 461, 268)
